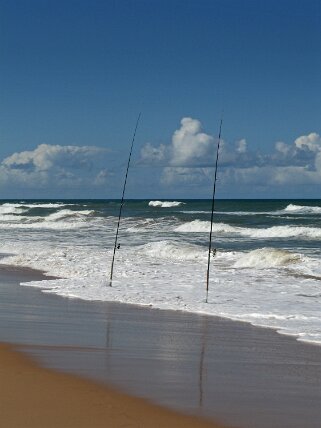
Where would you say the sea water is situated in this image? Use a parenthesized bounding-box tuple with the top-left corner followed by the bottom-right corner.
(0, 199, 321, 345)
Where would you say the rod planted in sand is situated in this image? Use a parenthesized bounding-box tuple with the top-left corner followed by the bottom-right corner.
(109, 113, 141, 287)
(206, 117, 223, 303)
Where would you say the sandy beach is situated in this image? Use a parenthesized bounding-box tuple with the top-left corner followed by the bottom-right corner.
(0, 342, 223, 428)
(0, 265, 227, 428)
(1, 265, 321, 428)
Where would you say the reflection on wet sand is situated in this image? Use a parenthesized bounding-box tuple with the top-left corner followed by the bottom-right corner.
(1, 266, 321, 428)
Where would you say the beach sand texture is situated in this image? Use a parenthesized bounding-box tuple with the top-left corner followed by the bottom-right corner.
(0, 343, 223, 428)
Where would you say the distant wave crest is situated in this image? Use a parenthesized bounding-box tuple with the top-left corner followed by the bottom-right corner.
(175, 220, 321, 239)
(0, 206, 95, 230)
(46, 209, 94, 222)
(283, 204, 321, 214)
(149, 200, 184, 208)
(175, 220, 236, 233)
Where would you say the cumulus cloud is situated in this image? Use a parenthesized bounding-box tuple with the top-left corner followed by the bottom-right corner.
(2, 144, 104, 171)
(140, 117, 256, 171)
(5, 125, 320, 198)
(217, 132, 321, 189)
(140, 117, 216, 167)
(294, 133, 321, 152)
(170, 117, 214, 166)
(140, 117, 321, 194)
(0, 144, 110, 191)
(140, 117, 257, 186)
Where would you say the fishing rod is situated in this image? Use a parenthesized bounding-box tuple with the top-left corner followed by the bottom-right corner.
(109, 113, 141, 287)
(206, 117, 223, 303)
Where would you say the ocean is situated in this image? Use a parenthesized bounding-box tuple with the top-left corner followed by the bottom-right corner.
(1, 199, 321, 345)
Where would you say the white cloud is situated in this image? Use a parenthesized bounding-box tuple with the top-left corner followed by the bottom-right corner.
(294, 133, 321, 152)
(225, 165, 318, 187)
(2, 127, 321, 198)
(0, 144, 109, 189)
(170, 117, 214, 166)
(3, 144, 105, 171)
(143, 122, 321, 194)
(275, 141, 291, 155)
(140, 117, 215, 167)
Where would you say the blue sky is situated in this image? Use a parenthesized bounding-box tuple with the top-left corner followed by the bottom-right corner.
(0, 0, 320, 198)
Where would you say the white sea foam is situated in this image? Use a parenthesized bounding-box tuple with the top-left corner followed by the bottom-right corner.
(179, 210, 210, 214)
(283, 203, 321, 214)
(22, 202, 74, 208)
(243, 225, 321, 239)
(175, 220, 236, 233)
(0, 204, 27, 215)
(149, 200, 184, 208)
(0, 202, 78, 223)
(125, 218, 160, 232)
(175, 220, 321, 240)
(0, 222, 90, 230)
(0, 206, 96, 230)
(46, 209, 94, 221)
(0, 214, 26, 222)
(200, 204, 321, 217)
(227, 203, 321, 216)
(1, 235, 320, 345)
(0, 202, 70, 210)
(140, 240, 207, 261)
(15, 244, 321, 345)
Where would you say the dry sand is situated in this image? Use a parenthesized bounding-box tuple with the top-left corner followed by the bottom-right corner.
(0, 343, 227, 428)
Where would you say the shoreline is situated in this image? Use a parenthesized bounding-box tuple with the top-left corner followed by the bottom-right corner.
(0, 264, 229, 428)
(1, 265, 321, 428)
(5, 260, 320, 349)
(12, 256, 317, 351)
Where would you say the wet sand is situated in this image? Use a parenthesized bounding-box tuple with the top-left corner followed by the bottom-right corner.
(0, 342, 223, 428)
(1, 265, 321, 428)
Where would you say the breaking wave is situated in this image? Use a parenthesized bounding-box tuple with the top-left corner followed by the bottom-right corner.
(22, 203, 72, 208)
(0, 207, 95, 230)
(0, 204, 28, 215)
(175, 220, 321, 239)
(46, 209, 94, 221)
(233, 248, 301, 269)
(243, 225, 321, 239)
(0, 202, 71, 210)
(174, 220, 236, 233)
(149, 200, 184, 208)
(283, 204, 321, 214)
(0, 222, 89, 230)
